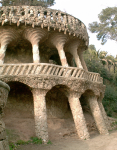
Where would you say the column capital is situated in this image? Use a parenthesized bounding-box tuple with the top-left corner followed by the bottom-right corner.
(68, 90, 82, 99)
(32, 88, 49, 96)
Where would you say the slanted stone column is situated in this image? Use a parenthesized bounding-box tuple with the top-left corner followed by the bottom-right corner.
(88, 95, 109, 135)
(66, 41, 83, 69)
(56, 44, 68, 67)
(71, 49, 83, 69)
(78, 49, 88, 71)
(98, 95, 110, 130)
(32, 88, 48, 143)
(68, 91, 90, 140)
(49, 33, 68, 67)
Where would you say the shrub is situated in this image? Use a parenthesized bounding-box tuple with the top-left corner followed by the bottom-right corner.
(103, 85, 117, 116)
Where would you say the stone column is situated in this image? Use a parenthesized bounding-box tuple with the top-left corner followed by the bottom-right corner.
(32, 88, 48, 143)
(71, 49, 83, 69)
(32, 44, 40, 63)
(68, 91, 90, 140)
(98, 96, 110, 130)
(49, 33, 68, 67)
(88, 95, 109, 135)
(0, 45, 7, 64)
(24, 28, 47, 64)
(78, 50, 88, 71)
(66, 41, 83, 69)
(56, 44, 68, 67)
(0, 81, 10, 150)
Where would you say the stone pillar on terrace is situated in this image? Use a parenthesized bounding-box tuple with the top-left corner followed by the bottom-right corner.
(78, 49, 88, 71)
(88, 95, 109, 135)
(66, 40, 83, 69)
(32, 88, 48, 143)
(0, 28, 17, 64)
(49, 33, 68, 67)
(68, 91, 90, 140)
(24, 28, 47, 63)
(98, 94, 110, 130)
(0, 81, 10, 150)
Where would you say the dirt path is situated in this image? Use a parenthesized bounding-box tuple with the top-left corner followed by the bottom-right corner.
(16, 130, 117, 150)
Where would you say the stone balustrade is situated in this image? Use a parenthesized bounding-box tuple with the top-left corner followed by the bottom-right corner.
(0, 63, 103, 83)
(0, 6, 89, 47)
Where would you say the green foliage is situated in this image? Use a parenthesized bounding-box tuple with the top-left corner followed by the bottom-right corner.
(84, 45, 113, 82)
(47, 140, 52, 144)
(103, 85, 117, 117)
(89, 7, 117, 44)
(16, 140, 31, 145)
(0, 0, 55, 7)
(88, 44, 96, 51)
(84, 44, 117, 117)
(9, 143, 16, 150)
(9, 137, 52, 149)
(30, 137, 42, 144)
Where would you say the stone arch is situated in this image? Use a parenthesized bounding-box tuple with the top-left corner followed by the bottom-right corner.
(45, 84, 76, 140)
(49, 54, 61, 65)
(3, 81, 35, 142)
(80, 89, 98, 133)
(0, 27, 19, 64)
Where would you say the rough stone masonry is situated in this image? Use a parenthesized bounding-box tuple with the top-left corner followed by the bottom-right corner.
(0, 5, 110, 143)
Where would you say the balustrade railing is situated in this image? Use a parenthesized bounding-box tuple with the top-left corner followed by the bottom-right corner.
(0, 63, 103, 83)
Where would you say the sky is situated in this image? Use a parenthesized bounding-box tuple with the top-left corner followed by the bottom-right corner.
(51, 0, 117, 57)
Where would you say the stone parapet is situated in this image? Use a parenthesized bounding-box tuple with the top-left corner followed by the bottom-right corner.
(0, 63, 103, 83)
(0, 6, 89, 48)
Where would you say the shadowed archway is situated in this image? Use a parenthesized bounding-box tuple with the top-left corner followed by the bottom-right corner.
(3, 81, 35, 142)
(45, 85, 76, 141)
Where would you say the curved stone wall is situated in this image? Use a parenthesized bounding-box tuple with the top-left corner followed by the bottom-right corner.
(0, 6, 89, 48)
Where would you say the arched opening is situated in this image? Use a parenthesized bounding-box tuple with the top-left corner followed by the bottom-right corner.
(4, 39, 33, 64)
(80, 90, 98, 135)
(3, 81, 35, 142)
(45, 85, 76, 141)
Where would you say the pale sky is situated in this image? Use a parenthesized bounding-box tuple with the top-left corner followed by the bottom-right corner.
(51, 0, 117, 57)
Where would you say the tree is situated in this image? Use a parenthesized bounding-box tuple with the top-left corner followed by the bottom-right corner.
(0, 0, 55, 7)
(89, 7, 117, 45)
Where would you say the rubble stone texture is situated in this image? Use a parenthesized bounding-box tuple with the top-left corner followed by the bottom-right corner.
(0, 6, 110, 143)
(0, 81, 10, 150)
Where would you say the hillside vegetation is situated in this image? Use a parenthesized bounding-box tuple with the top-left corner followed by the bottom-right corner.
(84, 44, 117, 117)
